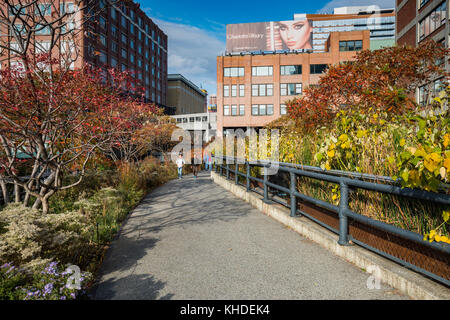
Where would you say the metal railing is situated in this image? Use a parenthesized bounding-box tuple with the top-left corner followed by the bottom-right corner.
(213, 156, 450, 286)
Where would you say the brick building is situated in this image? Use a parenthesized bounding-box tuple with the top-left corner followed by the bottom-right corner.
(0, 0, 168, 107)
(396, 0, 448, 105)
(396, 0, 448, 47)
(217, 30, 370, 136)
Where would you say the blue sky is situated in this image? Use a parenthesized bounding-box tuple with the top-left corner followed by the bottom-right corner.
(139, 0, 395, 96)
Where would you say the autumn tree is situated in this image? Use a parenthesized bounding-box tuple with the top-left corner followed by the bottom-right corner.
(287, 40, 449, 130)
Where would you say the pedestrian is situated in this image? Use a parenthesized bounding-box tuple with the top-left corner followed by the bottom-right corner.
(176, 154, 185, 179)
(207, 153, 212, 171)
(203, 151, 209, 171)
(191, 152, 200, 178)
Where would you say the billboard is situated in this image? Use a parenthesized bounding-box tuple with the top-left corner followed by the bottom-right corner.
(226, 19, 313, 53)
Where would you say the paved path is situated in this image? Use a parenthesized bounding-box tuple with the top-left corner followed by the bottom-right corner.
(91, 171, 408, 300)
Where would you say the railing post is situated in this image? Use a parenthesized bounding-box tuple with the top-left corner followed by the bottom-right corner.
(290, 171, 297, 217)
(246, 161, 250, 191)
(219, 160, 223, 176)
(338, 181, 350, 246)
(235, 161, 239, 185)
(226, 162, 230, 180)
(263, 165, 269, 203)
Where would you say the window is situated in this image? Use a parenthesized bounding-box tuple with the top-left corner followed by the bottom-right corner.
(224, 105, 230, 116)
(130, 24, 134, 34)
(35, 24, 51, 35)
(35, 3, 51, 16)
(130, 54, 135, 63)
(99, 50, 107, 64)
(252, 105, 259, 115)
(121, 16, 127, 28)
(111, 41, 118, 53)
(281, 83, 302, 96)
(231, 105, 238, 116)
(252, 66, 273, 76)
(339, 40, 363, 51)
(121, 48, 127, 59)
(224, 85, 230, 97)
(251, 104, 274, 116)
(419, 2, 447, 41)
(418, 85, 428, 106)
(239, 85, 245, 97)
(99, 33, 107, 46)
(310, 64, 328, 74)
(281, 65, 302, 75)
(130, 40, 135, 49)
(231, 85, 237, 97)
(99, 16, 107, 29)
(35, 41, 51, 53)
(224, 67, 244, 77)
(239, 105, 245, 116)
(121, 33, 127, 44)
(111, 7, 117, 20)
(280, 104, 287, 115)
(111, 57, 118, 68)
(111, 26, 118, 38)
(9, 5, 26, 16)
(259, 105, 266, 115)
(252, 84, 273, 96)
(60, 2, 76, 14)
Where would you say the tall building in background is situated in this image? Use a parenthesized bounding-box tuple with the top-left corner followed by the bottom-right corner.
(396, 0, 448, 47)
(396, 0, 448, 105)
(303, 6, 395, 51)
(167, 74, 207, 115)
(0, 0, 168, 108)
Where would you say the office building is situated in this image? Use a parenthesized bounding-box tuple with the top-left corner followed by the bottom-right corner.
(167, 74, 207, 115)
(396, 0, 448, 105)
(218, 6, 392, 136)
(0, 0, 168, 107)
(218, 30, 370, 136)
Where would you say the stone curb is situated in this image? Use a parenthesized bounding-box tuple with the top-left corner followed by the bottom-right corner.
(211, 171, 450, 300)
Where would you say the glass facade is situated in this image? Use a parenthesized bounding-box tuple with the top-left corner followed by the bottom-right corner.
(311, 15, 395, 52)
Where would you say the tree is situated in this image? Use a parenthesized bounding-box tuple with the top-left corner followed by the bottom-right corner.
(0, 59, 159, 213)
(287, 40, 449, 130)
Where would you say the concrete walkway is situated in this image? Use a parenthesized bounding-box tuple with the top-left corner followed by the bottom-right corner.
(91, 171, 408, 300)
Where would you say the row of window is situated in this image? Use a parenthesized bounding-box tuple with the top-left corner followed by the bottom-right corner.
(419, 1, 447, 41)
(223, 104, 288, 116)
(339, 40, 363, 52)
(223, 83, 302, 97)
(224, 64, 328, 77)
(9, 3, 76, 16)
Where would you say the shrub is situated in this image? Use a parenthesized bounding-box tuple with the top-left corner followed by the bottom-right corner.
(0, 204, 96, 271)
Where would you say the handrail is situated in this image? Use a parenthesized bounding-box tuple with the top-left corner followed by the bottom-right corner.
(212, 155, 450, 287)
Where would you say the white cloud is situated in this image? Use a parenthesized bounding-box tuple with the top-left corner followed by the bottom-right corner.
(153, 18, 225, 96)
(317, 0, 395, 13)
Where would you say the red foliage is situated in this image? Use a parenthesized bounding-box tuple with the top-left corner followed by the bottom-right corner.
(287, 40, 449, 129)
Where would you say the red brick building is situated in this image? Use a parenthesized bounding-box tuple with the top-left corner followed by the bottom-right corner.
(396, 0, 448, 105)
(0, 0, 168, 107)
(217, 30, 370, 136)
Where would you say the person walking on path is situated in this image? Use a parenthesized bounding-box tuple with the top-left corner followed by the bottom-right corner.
(207, 153, 212, 171)
(203, 151, 209, 171)
(176, 154, 185, 179)
(191, 152, 200, 178)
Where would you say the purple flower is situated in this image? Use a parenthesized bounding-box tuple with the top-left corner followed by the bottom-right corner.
(70, 293, 76, 299)
(43, 283, 54, 296)
(1, 262, 12, 269)
(60, 296, 66, 300)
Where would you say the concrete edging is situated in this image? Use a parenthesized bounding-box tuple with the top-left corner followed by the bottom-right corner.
(211, 171, 450, 300)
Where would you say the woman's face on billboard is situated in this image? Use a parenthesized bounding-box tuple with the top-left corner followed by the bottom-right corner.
(278, 20, 312, 50)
